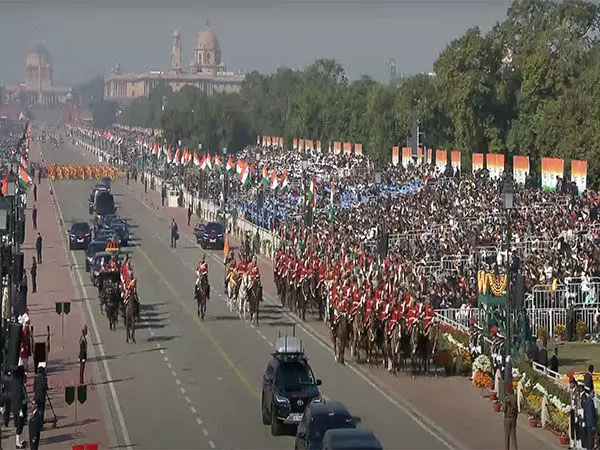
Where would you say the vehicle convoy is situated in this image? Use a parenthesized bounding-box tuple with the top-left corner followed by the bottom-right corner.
(85, 240, 109, 272)
(261, 332, 322, 436)
(91, 250, 122, 286)
(69, 221, 92, 250)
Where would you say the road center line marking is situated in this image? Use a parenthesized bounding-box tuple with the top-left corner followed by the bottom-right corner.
(202, 429, 209, 437)
(209, 441, 216, 449)
(171, 370, 177, 377)
(180, 387, 186, 394)
(185, 397, 192, 404)
(196, 417, 203, 425)
(190, 406, 197, 414)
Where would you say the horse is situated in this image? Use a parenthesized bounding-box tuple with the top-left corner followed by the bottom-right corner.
(124, 295, 137, 343)
(195, 274, 210, 320)
(331, 314, 351, 365)
(237, 274, 249, 320)
(278, 273, 287, 307)
(105, 281, 120, 332)
(409, 319, 427, 378)
(422, 319, 440, 376)
(247, 276, 262, 326)
(226, 271, 238, 312)
(366, 313, 386, 366)
(298, 277, 311, 321)
(386, 320, 402, 374)
(350, 308, 366, 362)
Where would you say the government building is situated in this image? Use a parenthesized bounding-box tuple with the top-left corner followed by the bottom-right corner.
(1, 44, 72, 107)
(104, 24, 245, 105)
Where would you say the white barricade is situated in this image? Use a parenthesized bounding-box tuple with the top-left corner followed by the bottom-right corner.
(529, 284, 567, 309)
(565, 277, 600, 306)
(441, 254, 473, 273)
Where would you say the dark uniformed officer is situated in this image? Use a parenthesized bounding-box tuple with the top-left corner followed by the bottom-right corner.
(503, 381, 518, 450)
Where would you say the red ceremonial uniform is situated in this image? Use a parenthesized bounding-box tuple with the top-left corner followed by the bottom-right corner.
(423, 303, 435, 329)
(387, 307, 400, 334)
(247, 262, 259, 279)
(227, 260, 236, 276)
(107, 259, 118, 271)
(20, 322, 32, 360)
(237, 261, 247, 275)
(120, 263, 130, 293)
(197, 261, 208, 277)
(364, 297, 375, 325)
(349, 285, 361, 316)
(407, 306, 418, 329)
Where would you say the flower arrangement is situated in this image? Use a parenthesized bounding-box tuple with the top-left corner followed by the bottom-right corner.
(472, 370, 493, 389)
(554, 323, 566, 339)
(537, 326, 548, 341)
(488, 273, 508, 297)
(576, 320, 588, 340)
(473, 354, 492, 374)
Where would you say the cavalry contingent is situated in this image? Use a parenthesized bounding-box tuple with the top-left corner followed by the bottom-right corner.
(273, 236, 438, 373)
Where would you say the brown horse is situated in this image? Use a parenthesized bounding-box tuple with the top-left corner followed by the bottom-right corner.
(423, 320, 441, 376)
(295, 280, 307, 320)
(248, 277, 262, 326)
(350, 308, 366, 362)
(409, 319, 426, 378)
(366, 313, 386, 366)
(125, 297, 136, 343)
(331, 314, 351, 365)
(195, 274, 210, 320)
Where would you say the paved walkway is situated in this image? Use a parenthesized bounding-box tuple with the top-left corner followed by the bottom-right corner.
(0, 140, 109, 448)
(118, 173, 560, 450)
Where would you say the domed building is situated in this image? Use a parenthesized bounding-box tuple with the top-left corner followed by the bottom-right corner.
(2, 43, 72, 107)
(105, 23, 244, 105)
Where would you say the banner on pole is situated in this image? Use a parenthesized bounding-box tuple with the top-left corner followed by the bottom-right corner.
(571, 160, 587, 194)
(513, 155, 530, 186)
(541, 157, 564, 191)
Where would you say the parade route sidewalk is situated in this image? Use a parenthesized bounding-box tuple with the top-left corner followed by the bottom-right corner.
(5, 140, 109, 449)
(120, 174, 560, 450)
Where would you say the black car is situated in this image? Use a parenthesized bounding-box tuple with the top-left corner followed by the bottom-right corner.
(100, 177, 111, 188)
(95, 192, 116, 218)
(69, 222, 92, 250)
(262, 335, 322, 436)
(94, 229, 114, 243)
(85, 240, 109, 272)
(99, 214, 120, 229)
(321, 429, 383, 450)
(89, 186, 109, 214)
(196, 221, 225, 249)
(295, 402, 357, 450)
(90, 251, 122, 286)
(110, 223, 129, 246)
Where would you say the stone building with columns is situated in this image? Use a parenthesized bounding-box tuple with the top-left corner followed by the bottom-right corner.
(1, 44, 72, 107)
(104, 25, 244, 105)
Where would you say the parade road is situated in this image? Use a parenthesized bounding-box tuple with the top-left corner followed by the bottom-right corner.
(41, 142, 459, 449)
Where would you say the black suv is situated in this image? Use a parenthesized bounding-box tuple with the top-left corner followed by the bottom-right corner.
(261, 335, 322, 436)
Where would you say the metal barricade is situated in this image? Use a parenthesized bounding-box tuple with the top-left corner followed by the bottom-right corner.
(435, 307, 485, 329)
(528, 307, 597, 339)
(529, 284, 567, 309)
(416, 261, 442, 278)
(441, 254, 473, 273)
(474, 246, 499, 267)
(565, 277, 600, 306)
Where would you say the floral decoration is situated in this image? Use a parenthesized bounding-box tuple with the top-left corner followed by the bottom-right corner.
(554, 323, 566, 337)
(576, 320, 588, 338)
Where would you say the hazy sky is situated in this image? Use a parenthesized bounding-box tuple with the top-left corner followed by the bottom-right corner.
(1, 0, 513, 86)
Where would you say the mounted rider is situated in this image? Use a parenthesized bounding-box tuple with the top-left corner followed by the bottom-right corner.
(124, 274, 140, 319)
(196, 254, 209, 283)
(120, 255, 132, 298)
(247, 255, 260, 282)
(224, 251, 237, 293)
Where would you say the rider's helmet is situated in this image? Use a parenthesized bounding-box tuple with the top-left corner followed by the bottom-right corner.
(252, 255, 257, 264)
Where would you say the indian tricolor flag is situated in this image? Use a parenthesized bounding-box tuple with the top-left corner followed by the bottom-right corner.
(236, 159, 244, 175)
(270, 169, 278, 190)
(201, 154, 212, 171)
(262, 166, 269, 186)
(214, 154, 222, 171)
(435, 150, 447, 172)
(513, 156, 530, 186)
(18, 165, 32, 188)
(19, 156, 28, 170)
(541, 157, 564, 191)
(401, 147, 412, 168)
(571, 160, 587, 195)
(392, 146, 400, 167)
(226, 156, 234, 172)
(238, 162, 250, 184)
(450, 150, 461, 172)
(166, 147, 173, 164)
(472, 153, 484, 174)
(279, 170, 289, 190)
(486, 153, 504, 180)
(174, 148, 181, 165)
(193, 152, 201, 167)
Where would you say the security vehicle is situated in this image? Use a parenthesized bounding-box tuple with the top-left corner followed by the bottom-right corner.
(100, 177, 111, 188)
(110, 222, 129, 246)
(196, 221, 225, 249)
(85, 240, 109, 272)
(89, 186, 109, 213)
(321, 429, 383, 450)
(95, 191, 116, 218)
(94, 229, 113, 242)
(261, 331, 322, 436)
(98, 213, 120, 229)
(295, 402, 357, 450)
(90, 251, 122, 286)
(69, 222, 92, 250)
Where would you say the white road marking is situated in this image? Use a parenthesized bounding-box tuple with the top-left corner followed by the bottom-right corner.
(180, 387, 186, 394)
(159, 349, 165, 354)
(185, 397, 192, 404)
(196, 417, 203, 425)
(176, 379, 181, 385)
(167, 363, 172, 369)
(125, 177, 461, 450)
(48, 173, 133, 449)
(209, 441, 216, 449)
(202, 429, 209, 437)
(171, 370, 177, 377)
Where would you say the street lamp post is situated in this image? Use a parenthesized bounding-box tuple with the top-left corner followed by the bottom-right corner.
(503, 178, 514, 383)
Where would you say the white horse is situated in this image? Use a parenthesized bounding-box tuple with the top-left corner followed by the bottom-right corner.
(227, 272, 238, 312)
(237, 274, 249, 320)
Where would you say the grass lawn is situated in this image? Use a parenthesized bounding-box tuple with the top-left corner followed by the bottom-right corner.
(553, 340, 600, 374)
